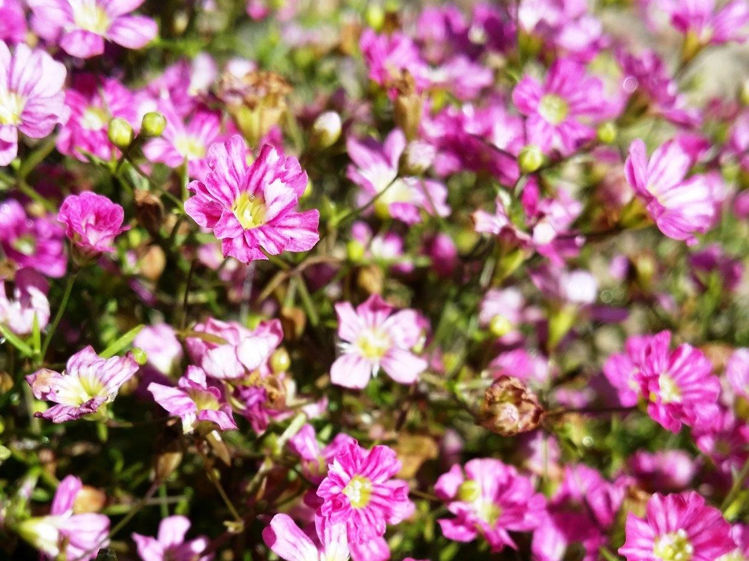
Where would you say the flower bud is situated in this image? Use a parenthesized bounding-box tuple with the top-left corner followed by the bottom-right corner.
(489, 315, 512, 338)
(270, 347, 291, 373)
(107, 117, 134, 149)
(134, 189, 164, 237)
(310, 111, 342, 150)
(131, 347, 148, 366)
(401, 140, 435, 175)
(393, 73, 423, 141)
(741, 78, 749, 106)
(140, 111, 167, 137)
(478, 376, 544, 436)
(518, 145, 543, 174)
(347, 239, 366, 263)
(596, 121, 617, 144)
(365, 3, 385, 30)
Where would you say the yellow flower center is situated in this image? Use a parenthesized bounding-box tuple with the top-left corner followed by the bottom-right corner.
(0, 90, 26, 125)
(81, 106, 109, 130)
(653, 529, 693, 561)
(657, 373, 681, 404)
(188, 389, 220, 411)
(175, 135, 206, 160)
(343, 475, 373, 509)
(233, 192, 267, 229)
(538, 94, 569, 125)
(356, 327, 391, 360)
(71, 0, 110, 34)
(55, 371, 107, 406)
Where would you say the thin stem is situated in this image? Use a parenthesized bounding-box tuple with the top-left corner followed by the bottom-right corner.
(41, 271, 79, 360)
(721, 456, 749, 513)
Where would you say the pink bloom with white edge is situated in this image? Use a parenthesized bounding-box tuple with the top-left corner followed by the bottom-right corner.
(0, 41, 67, 166)
(26, 346, 139, 422)
(148, 366, 236, 434)
(512, 58, 609, 155)
(725, 348, 749, 400)
(331, 294, 428, 389)
(317, 437, 413, 546)
(668, 0, 749, 45)
(132, 515, 212, 561)
(57, 74, 138, 162)
(28, 0, 158, 58)
(262, 513, 349, 561)
(347, 129, 450, 224)
(184, 135, 320, 263)
(143, 102, 222, 180)
(625, 138, 720, 245)
(16, 475, 109, 561)
(58, 192, 129, 256)
(619, 491, 734, 561)
(0, 268, 50, 336)
(435, 458, 546, 552)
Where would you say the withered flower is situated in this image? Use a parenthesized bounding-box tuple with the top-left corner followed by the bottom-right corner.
(478, 376, 544, 436)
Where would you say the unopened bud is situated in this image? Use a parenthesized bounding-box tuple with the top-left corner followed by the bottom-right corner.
(518, 145, 543, 174)
(365, 3, 386, 30)
(489, 315, 512, 338)
(596, 121, 617, 144)
(394, 73, 423, 140)
(134, 189, 164, 237)
(478, 376, 543, 436)
(132, 347, 148, 366)
(310, 111, 341, 150)
(155, 440, 183, 481)
(280, 306, 306, 339)
(270, 348, 291, 373)
(73, 486, 106, 513)
(741, 78, 749, 106)
(107, 118, 134, 149)
(141, 111, 167, 137)
(347, 239, 366, 263)
(401, 140, 435, 175)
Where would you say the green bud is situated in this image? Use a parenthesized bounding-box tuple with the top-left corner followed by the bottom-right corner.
(270, 348, 291, 373)
(596, 121, 617, 144)
(457, 480, 481, 502)
(141, 111, 167, 137)
(741, 79, 749, 106)
(365, 3, 385, 30)
(518, 145, 543, 174)
(347, 240, 366, 263)
(310, 111, 341, 150)
(489, 315, 512, 338)
(107, 118, 134, 149)
(131, 347, 148, 366)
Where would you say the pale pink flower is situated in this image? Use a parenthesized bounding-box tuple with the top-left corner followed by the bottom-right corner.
(0, 0, 28, 44)
(359, 29, 429, 93)
(17, 475, 109, 561)
(331, 294, 428, 389)
(625, 139, 720, 245)
(57, 74, 138, 161)
(26, 346, 139, 422)
(184, 135, 319, 263)
(725, 348, 749, 400)
(263, 514, 349, 561)
(512, 58, 609, 155)
(0, 268, 50, 336)
(669, 0, 749, 45)
(29, 0, 158, 58)
(317, 436, 412, 546)
(58, 191, 129, 256)
(620, 491, 734, 561)
(148, 366, 236, 434)
(0, 40, 66, 165)
(133, 323, 183, 375)
(435, 458, 546, 552)
(628, 450, 697, 492)
(132, 515, 212, 561)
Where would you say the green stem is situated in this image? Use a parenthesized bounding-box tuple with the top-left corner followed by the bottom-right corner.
(41, 271, 79, 360)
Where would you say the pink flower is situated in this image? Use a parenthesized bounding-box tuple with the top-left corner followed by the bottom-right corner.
(57, 74, 138, 161)
(628, 450, 697, 492)
(148, 366, 237, 434)
(0, 268, 50, 336)
(317, 436, 412, 546)
(669, 0, 749, 45)
(719, 524, 749, 561)
(625, 139, 720, 245)
(331, 294, 427, 389)
(133, 323, 183, 375)
(619, 491, 734, 561)
(143, 102, 222, 180)
(132, 515, 212, 561)
(435, 458, 546, 552)
(17, 475, 109, 561)
(0, 41, 67, 165)
(28, 0, 158, 58)
(58, 192, 129, 256)
(512, 58, 608, 155)
(262, 513, 349, 561)
(725, 348, 749, 400)
(359, 29, 429, 93)
(0, 0, 28, 44)
(26, 345, 139, 422)
(184, 135, 320, 263)
(346, 129, 449, 224)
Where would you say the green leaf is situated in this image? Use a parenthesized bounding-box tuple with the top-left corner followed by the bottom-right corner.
(100, 324, 144, 358)
(31, 314, 41, 355)
(0, 324, 34, 356)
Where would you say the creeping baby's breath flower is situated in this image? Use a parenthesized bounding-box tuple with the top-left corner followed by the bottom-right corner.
(58, 192, 129, 257)
(263, 513, 349, 561)
(0, 268, 49, 336)
(132, 515, 212, 561)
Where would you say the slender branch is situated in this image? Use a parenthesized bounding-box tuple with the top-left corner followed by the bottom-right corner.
(41, 271, 79, 360)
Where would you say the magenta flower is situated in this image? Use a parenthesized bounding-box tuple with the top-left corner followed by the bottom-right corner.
(619, 491, 734, 561)
(143, 102, 222, 180)
(435, 458, 546, 552)
(0, 40, 67, 165)
(28, 0, 158, 58)
(317, 436, 412, 547)
(0, 268, 50, 336)
(359, 29, 429, 93)
(184, 135, 320, 263)
(263, 513, 349, 561)
(132, 515, 212, 561)
(669, 0, 749, 45)
(58, 192, 129, 257)
(0, 199, 67, 278)
(331, 294, 428, 389)
(625, 139, 721, 245)
(512, 58, 608, 155)
(347, 129, 450, 224)
(57, 74, 138, 161)
(148, 366, 236, 434)
(17, 475, 109, 561)
(26, 346, 139, 422)
(0, 0, 28, 44)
